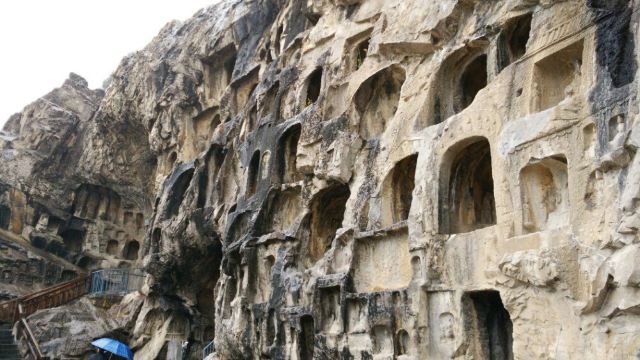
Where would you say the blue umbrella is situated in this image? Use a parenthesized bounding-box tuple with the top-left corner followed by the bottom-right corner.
(91, 338, 134, 360)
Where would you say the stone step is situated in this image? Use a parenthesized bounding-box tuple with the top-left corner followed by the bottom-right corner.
(0, 324, 19, 359)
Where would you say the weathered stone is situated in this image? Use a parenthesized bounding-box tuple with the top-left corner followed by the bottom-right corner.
(3, 0, 640, 359)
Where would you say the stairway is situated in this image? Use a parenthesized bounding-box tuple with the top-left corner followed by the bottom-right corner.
(0, 323, 20, 360)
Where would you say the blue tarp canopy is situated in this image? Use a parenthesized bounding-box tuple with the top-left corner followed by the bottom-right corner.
(91, 338, 134, 360)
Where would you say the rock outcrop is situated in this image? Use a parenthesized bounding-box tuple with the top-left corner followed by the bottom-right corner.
(2, 0, 640, 359)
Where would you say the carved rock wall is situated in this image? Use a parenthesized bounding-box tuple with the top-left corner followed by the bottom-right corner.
(2, 0, 640, 359)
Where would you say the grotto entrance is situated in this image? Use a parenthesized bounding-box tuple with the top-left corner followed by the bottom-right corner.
(459, 55, 488, 111)
(123, 240, 140, 260)
(353, 65, 406, 139)
(0, 205, 10, 230)
(463, 291, 513, 360)
(246, 151, 261, 197)
(385, 154, 418, 226)
(305, 68, 323, 106)
(299, 315, 315, 359)
(61, 229, 84, 253)
(307, 184, 350, 264)
(277, 124, 301, 183)
(440, 137, 496, 234)
(191, 243, 223, 348)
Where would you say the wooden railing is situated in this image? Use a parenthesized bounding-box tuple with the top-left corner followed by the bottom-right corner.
(0, 274, 90, 323)
(15, 317, 45, 360)
(0, 275, 90, 360)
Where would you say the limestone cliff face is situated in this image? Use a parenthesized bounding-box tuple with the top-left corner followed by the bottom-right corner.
(2, 0, 640, 358)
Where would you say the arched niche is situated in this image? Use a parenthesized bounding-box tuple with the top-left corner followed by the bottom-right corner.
(165, 168, 194, 218)
(246, 150, 261, 197)
(123, 240, 140, 260)
(497, 13, 532, 72)
(439, 137, 496, 234)
(462, 290, 513, 360)
(520, 155, 569, 233)
(352, 65, 406, 140)
(307, 184, 350, 264)
(304, 68, 323, 106)
(0, 204, 11, 230)
(106, 240, 119, 256)
(199, 145, 226, 209)
(298, 314, 315, 359)
(277, 124, 302, 183)
(256, 188, 303, 235)
(61, 229, 84, 253)
(380, 154, 418, 227)
(202, 44, 237, 103)
(429, 46, 489, 125)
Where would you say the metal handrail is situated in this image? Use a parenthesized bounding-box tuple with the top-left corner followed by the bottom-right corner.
(202, 339, 215, 359)
(89, 269, 144, 296)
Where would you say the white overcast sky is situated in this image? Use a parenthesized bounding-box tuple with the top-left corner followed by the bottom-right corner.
(0, 0, 220, 128)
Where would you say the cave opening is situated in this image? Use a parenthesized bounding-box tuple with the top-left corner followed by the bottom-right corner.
(46, 240, 67, 258)
(459, 55, 488, 111)
(246, 151, 261, 197)
(353, 65, 406, 139)
(389, 154, 418, 225)
(305, 68, 323, 106)
(61, 229, 84, 253)
(0, 205, 10, 230)
(31, 236, 47, 249)
(202, 45, 237, 102)
(165, 168, 194, 218)
(257, 188, 302, 235)
(463, 290, 513, 360)
(533, 40, 583, 111)
(277, 124, 301, 183)
(498, 13, 532, 71)
(395, 329, 410, 356)
(299, 315, 315, 359)
(308, 184, 350, 263)
(106, 240, 119, 256)
(198, 146, 226, 209)
(123, 240, 140, 260)
(151, 228, 162, 255)
(440, 137, 495, 234)
(354, 38, 370, 71)
(520, 156, 569, 233)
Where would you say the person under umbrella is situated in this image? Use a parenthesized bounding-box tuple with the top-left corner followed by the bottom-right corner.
(90, 338, 134, 360)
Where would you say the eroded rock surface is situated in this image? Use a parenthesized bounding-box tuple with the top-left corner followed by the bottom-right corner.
(3, 0, 640, 359)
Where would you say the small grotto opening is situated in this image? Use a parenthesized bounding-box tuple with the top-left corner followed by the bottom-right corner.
(519, 155, 569, 233)
(277, 124, 302, 183)
(463, 290, 513, 360)
(106, 240, 119, 256)
(246, 150, 261, 197)
(61, 229, 84, 253)
(533, 40, 583, 111)
(353, 37, 370, 71)
(305, 68, 323, 106)
(497, 13, 532, 71)
(387, 154, 418, 226)
(123, 240, 140, 260)
(460, 55, 488, 111)
(165, 168, 194, 218)
(299, 314, 315, 359)
(440, 137, 496, 234)
(307, 184, 350, 264)
(0, 204, 10, 230)
(353, 64, 406, 140)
